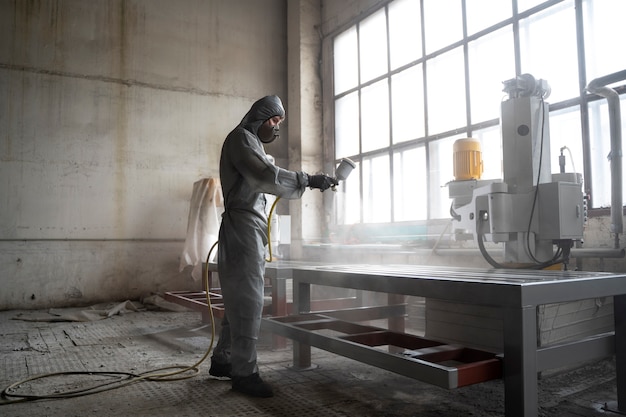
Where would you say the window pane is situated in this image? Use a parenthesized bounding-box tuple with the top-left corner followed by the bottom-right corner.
(465, 0, 511, 35)
(429, 136, 462, 218)
(335, 92, 360, 158)
(332, 0, 623, 224)
(363, 154, 391, 223)
(426, 47, 466, 135)
(359, 9, 388, 83)
(472, 126, 503, 180)
(361, 79, 390, 153)
(334, 27, 358, 95)
(583, 0, 626, 82)
(423, 0, 463, 54)
(337, 162, 361, 225)
(519, 1, 578, 103)
(389, 0, 422, 70)
(468, 26, 515, 123)
(392, 65, 425, 143)
(588, 96, 626, 208)
(517, 0, 545, 13)
(394, 147, 427, 221)
(549, 106, 583, 178)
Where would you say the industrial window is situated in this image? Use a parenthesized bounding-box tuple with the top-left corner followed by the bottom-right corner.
(331, 0, 626, 226)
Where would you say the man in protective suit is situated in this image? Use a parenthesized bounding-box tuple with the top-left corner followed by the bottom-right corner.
(209, 95, 336, 397)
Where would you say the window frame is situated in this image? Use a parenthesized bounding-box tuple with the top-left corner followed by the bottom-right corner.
(323, 0, 626, 230)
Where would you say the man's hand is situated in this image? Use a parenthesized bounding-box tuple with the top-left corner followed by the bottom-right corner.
(308, 174, 337, 192)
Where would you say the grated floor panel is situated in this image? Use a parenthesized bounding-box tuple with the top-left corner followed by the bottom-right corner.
(0, 309, 619, 416)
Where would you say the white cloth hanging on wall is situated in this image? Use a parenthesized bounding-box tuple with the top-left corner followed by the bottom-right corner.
(179, 178, 224, 281)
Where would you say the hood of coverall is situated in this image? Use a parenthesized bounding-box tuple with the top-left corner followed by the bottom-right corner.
(239, 95, 285, 144)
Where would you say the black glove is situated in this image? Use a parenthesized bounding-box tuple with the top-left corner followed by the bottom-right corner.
(307, 174, 337, 192)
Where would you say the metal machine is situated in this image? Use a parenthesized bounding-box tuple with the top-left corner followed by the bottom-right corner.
(449, 74, 585, 268)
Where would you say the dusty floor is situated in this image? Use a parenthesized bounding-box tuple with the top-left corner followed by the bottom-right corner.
(0, 306, 621, 417)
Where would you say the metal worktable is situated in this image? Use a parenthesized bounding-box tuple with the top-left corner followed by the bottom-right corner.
(265, 264, 626, 417)
(165, 260, 312, 330)
(165, 261, 381, 348)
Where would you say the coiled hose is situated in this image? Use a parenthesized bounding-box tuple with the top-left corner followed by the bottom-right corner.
(1, 243, 220, 404)
(1, 193, 286, 404)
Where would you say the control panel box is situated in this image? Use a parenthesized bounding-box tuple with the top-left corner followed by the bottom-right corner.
(538, 181, 584, 240)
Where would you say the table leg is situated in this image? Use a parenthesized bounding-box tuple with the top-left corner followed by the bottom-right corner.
(271, 276, 287, 349)
(503, 306, 538, 417)
(387, 294, 406, 333)
(292, 280, 311, 369)
(615, 294, 626, 412)
(388, 294, 406, 353)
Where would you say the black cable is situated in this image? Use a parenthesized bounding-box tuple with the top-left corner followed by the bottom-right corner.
(450, 203, 461, 222)
(477, 216, 568, 270)
(525, 97, 546, 264)
(477, 230, 504, 269)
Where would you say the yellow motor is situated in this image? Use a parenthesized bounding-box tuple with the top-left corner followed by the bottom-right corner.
(453, 138, 483, 180)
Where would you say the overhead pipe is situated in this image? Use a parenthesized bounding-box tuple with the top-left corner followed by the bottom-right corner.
(586, 70, 626, 248)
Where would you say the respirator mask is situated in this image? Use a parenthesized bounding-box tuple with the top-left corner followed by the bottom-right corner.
(259, 123, 280, 144)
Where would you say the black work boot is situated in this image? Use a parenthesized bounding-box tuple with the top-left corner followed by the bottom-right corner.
(209, 360, 232, 378)
(232, 373, 274, 398)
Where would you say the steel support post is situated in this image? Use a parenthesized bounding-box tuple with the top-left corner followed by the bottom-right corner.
(615, 294, 626, 412)
(388, 293, 406, 354)
(503, 305, 538, 417)
(271, 276, 288, 349)
(292, 280, 311, 369)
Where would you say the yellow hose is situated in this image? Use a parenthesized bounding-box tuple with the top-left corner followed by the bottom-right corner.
(265, 196, 281, 262)
(1, 243, 220, 404)
(3, 194, 279, 403)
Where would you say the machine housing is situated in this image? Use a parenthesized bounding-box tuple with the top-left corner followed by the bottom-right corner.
(449, 74, 585, 266)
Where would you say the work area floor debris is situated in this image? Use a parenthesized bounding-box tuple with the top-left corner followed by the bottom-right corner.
(0, 307, 619, 416)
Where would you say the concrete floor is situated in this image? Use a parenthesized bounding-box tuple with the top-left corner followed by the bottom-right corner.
(0, 307, 620, 417)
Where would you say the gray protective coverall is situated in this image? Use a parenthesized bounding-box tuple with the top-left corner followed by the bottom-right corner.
(213, 95, 307, 378)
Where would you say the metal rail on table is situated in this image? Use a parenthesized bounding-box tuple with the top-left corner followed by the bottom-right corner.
(165, 261, 299, 315)
(165, 261, 392, 349)
(263, 264, 626, 417)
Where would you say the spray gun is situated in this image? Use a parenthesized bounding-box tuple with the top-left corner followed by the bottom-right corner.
(266, 157, 356, 262)
(332, 158, 356, 191)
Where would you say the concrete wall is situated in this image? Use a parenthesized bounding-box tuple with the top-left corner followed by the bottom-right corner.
(0, 0, 297, 309)
(286, 0, 325, 258)
(1, 0, 623, 310)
